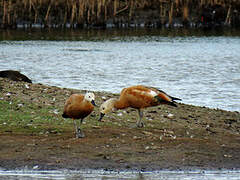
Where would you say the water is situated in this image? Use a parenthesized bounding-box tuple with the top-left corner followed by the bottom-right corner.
(0, 28, 240, 179)
(0, 29, 240, 112)
(0, 169, 240, 180)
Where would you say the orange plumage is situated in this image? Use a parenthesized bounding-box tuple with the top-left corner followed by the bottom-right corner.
(99, 85, 181, 127)
(62, 92, 96, 138)
(63, 94, 94, 119)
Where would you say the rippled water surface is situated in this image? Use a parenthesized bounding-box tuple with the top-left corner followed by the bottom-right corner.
(0, 169, 240, 180)
(0, 29, 240, 111)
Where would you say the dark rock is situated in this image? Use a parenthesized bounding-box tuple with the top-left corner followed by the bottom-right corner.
(0, 70, 32, 83)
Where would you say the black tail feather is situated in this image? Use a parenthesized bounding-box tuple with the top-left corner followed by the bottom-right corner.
(148, 86, 182, 102)
(62, 113, 69, 118)
(171, 96, 182, 101)
(154, 96, 180, 107)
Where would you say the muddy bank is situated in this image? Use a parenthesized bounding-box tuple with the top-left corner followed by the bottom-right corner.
(0, 78, 240, 171)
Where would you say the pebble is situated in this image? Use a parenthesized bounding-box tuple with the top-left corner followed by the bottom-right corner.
(159, 135, 163, 140)
(167, 113, 174, 119)
(25, 84, 30, 89)
(117, 113, 123, 116)
(224, 154, 232, 158)
(145, 146, 150, 150)
(17, 103, 24, 108)
(52, 109, 59, 114)
(133, 136, 137, 139)
(33, 165, 39, 170)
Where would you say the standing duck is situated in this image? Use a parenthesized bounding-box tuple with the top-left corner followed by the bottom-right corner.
(99, 85, 181, 127)
(62, 92, 96, 138)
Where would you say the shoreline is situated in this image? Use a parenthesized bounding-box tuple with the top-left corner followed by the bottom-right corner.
(1, 1, 240, 29)
(0, 78, 240, 171)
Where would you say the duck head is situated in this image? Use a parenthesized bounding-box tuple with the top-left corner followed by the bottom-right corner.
(85, 92, 96, 106)
(99, 98, 117, 121)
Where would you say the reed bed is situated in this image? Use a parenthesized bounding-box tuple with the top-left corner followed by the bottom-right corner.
(1, 0, 240, 28)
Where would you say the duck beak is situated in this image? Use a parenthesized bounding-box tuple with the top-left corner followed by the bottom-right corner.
(99, 113, 105, 122)
(91, 100, 97, 106)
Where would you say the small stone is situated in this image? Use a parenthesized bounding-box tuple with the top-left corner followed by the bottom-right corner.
(133, 136, 139, 140)
(52, 109, 59, 114)
(145, 146, 150, 150)
(159, 135, 163, 140)
(17, 103, 24, 108)
(167, 113, 174, 119)
(103, 155, 110, 160)
(224, 154, 232, 158)
(117, 113, 123, 116)
(25, 84, 30, 89)
(33, 165, 39, 170)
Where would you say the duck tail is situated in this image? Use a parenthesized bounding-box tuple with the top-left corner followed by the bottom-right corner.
(171, 96, 182, 101)
(62, 112, 69, 118)
(154, 95, 181, 107)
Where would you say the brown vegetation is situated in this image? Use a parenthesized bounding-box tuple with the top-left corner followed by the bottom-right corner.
(0, 0, 240, 29)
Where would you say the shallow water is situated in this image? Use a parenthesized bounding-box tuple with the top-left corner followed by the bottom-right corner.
(0, 169, 240, 180)
(0, 29, 240, 111)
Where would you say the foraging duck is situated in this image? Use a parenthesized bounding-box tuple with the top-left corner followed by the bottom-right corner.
(99, 85, 181, 127)
(62, 92, 96, 138)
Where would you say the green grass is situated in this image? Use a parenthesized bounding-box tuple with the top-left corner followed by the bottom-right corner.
(0, 97, 122, 135)
(0, 99, 72, 134)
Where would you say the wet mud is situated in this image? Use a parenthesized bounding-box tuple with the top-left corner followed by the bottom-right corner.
(0, 78, 239, 171)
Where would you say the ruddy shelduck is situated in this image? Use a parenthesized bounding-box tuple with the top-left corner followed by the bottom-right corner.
(62, 92, 96, 138)
(99, 85, 181, 127)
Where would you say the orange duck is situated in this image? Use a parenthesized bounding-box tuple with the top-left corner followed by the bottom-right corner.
(62, 92, 96, 138)
(99, 85, 181, 127)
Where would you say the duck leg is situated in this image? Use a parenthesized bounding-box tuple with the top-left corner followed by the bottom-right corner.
(76, 127, 85, 138)
(136, 109, 144, 128)
(73, 119, 79, 137)
(73, 119, 85, 138)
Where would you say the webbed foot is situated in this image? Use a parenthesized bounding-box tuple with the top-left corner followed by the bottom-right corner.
(76, 128, 85, 138)
(136, 121, 145, 128)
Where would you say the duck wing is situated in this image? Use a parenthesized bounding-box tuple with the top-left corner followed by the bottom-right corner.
(145, 86, 181, 107)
